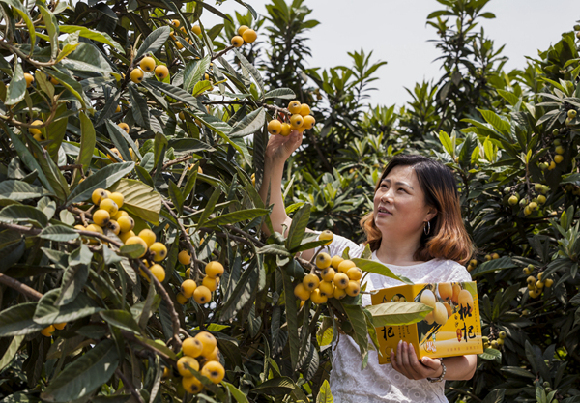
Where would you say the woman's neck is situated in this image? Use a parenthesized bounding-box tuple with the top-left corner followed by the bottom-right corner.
(375, 234, 423, 266)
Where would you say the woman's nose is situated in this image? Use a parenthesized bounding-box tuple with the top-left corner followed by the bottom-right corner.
(381, 190, 392, 202)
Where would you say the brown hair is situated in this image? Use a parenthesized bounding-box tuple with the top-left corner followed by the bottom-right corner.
(360, 155, 474, 265)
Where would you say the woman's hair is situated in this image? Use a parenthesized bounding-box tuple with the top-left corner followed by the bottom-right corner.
(360, 155, 474, 265)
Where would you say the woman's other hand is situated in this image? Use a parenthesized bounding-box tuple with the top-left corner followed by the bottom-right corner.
(265, 130, 303, 162)
(391, 340, 443, 380)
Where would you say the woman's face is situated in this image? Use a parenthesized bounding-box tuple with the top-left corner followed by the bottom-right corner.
(373, 165, 436, 240)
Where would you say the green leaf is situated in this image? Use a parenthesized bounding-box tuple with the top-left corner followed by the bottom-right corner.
(470, 256, 515, 276)
(282, 271, 300, 371)
(109, 179, 161, 225)
(342, 304, 369, 365)
(0, 335, 24, 372)
(66, 161, 135, 205)
(202, 208, 270, 228)
(74, 112, 97, 176)
(49, 67, 91, 109)
(0, 180, 45, 201)
(184, 55, 212, 92)
(229, 107, 266, 138)
(5, 63, 26, 105)
(94, 89, 122, 128)
(41, 339, 119, 402)
(58, 25, 123, 52)
(438, 130, 454, 156)
(0, 0, 35, 55)
(104, 119, 134, 162)
(223, 382, 249, 403)
(119, 244, 146, 259)
(134, 334, 177, 360)
(286, 203, 310, 251)
(263, 88, 296, 100)
(365, 302, 432, 327)
(477, 108, 511, 133)
(39, 225, 79, 242)
(45, 105, 69, 163)
(234, 49, 264, 93)
(34, 289, 103, 325)
(351, 258, 413, 285)
(135, 26, 171, 60)
(219, 260, 258, 321)
(100, 310, 141, 333)
(500, 365, 534, 377)
(252, 376, 295, 395)
(143, 79, 197, 105)
(168, 181, 184, 215)
(191, 80, 213, 97)
(316, 380, 333, 403)
(38, 4, 59, 60)
(0, 205, 47, 227)
(128, 85, 150, 130)
(0, 302, 44, 336)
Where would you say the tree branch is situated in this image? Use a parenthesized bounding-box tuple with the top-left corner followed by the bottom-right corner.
(0, 273, 43, 301)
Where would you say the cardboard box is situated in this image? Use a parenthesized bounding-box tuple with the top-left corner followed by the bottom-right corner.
(370, 281, 483, 364)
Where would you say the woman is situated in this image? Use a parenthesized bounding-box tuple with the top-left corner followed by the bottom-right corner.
(259, 131, 478, 403)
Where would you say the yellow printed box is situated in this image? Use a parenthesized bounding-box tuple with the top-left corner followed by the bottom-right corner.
(370, 281, 483, 364)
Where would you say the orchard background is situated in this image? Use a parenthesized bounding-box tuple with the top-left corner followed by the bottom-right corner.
(0, 0, 579, 402)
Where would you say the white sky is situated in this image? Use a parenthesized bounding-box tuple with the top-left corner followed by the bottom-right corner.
(204, 0, 580, 107)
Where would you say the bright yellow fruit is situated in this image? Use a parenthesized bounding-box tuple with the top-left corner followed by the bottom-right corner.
(242, 29, 257, 44)
(333, 287, 347, 300)
(177, 356, 200, 377)
(182, 376, 203, 394)
(86, 224, 103, 234)
(125, 236, 148, 257)
(290, 114, 304, 129)
(130, 68, 144, 83)
(302, 115, 316, 130)
(331, 255, 344, 270)
(299, 104, 310, 116)
(202, 276, 219, 292)
(93, 209, 110, 226)
(316, 252, 332, 269)
(176, 293, 188, 304)
(24, 72, 35, 88)
(268, 119, 282, 135)
(41, 325, 55, 337)
(116, 104, 122, 113)
(193, 285, 212, 304)
(29, 120, 43, 135)
(545, 278, 554, 287)
(100, 198, 119, 215)
(433, 302, 449, 325)
(140, 56, 156, 72)
(195, 331, 217, 358)
(201, 360, 225, 384)
(92, 188, 108, 205)
(154, 65, 169, 80)
(107, 220, 121, 235)
(119, 230, 135, 244)
(280, 123, 292, 136)
(318, 280, 334, 297)
(310, 288, 328, 304)
(555, 155, 564, 164)
(420, 289, 436, 308)
(53, 322, 66, 330)
(138, 229, 156, 247)
(182, 279, 197, 298)
(150, 264, 165, 282)
(171, 19, 180, 28)
(438, 282, 452, 301)
(288, 101, 302, 114)
(205, 261, 224, 278)
(333, 273, 349, 290)
(294, 283, 311, 301)
(319, 230, 333, 245)
(192, 25, 202, 35)
(179, 250, 191, 265)
(337, 260, 356, 274)
(231, 36, 244, 47)
(238, 25, 249, 36)
(303, 273, 320, 292)
(347, 267, 362, 281)
(117, 216, 134, 233)
(183, 337, 204, 358)
(345, 280, 361, 297)
(321, 268, 335, 282)
(150, 242, 167, 262)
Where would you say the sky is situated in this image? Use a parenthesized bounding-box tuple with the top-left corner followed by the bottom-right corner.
(201, 0, 580, 108)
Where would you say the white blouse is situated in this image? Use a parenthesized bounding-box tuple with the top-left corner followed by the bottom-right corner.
(324, 235, 473, 403)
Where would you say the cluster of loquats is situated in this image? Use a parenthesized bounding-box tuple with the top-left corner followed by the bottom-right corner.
(130, 55, 169, 85)
(80, 188, 168, 282)
(294, 230, 362, 304)
(170, 331, 225, 394)
(230, 25, 257, 47)
(466, 258, 478, 273)
(40, 322, 67, 337)
(525, 267, 553, 299)
(175, 251, 224, 305)
(418, 283, 473, 328)
(169, 19, 204, 49)
(482, 330, 507, 350)
(506, 182, 548, 216)
(268, 100, 316, 136)
(484, 252, 500, 261)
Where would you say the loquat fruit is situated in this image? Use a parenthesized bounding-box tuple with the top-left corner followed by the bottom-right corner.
(331, 255, 344, 270)
(130, 68, 144, 84)
(177, 356, 199, 377)
(171, 19, 180, 28)
(294, 283, 311, 301)
(205, 261, 224, 278)
(280, 123, 292, 136)
(194, 331, 217, 357)
(201, 360, 225, 384)
(119, 230, 135, 244)
(345, 280, 361, 297)
(242, 29, 257, 44)
(183, 337, 203, 358)
(315, 252, 332, 269)
(29, 120, 43, 135)
(150, 242, 167, 262)
(181, 279, 197, 298)
(125, 236, 148, 257)
(41, 325, 55, 337)
(202, 276, 219, 292)
(53, 322, 66, 330)
(318, 280, 334, 297)
(231, 36, 244, 47)
(268, 119, 282, 135)
(24, 72, 35, 88)
(554, 155, 564, 164)
(302, 115, 316, 130)
(138, 229, 156, 246)
(140, 56, 156, 72)
(100, 198, 119, 215)
(290, 114, 304, 129)
(310, 288, 328, 304)
(321, 267, 335, 282)
(155, 65, 169, 80)
(182, 376, 203, 394)
(193, 285, 212, 304)
(176, 293, 188, 304)
(288, 101, 302, 114)
(333, 287, 347, 300)
(92, 188, 108, 205)
(192, 25, 202, 35)
(318, 229, 333, 245)
(337, 259, 356, 273)
(93, 209, 110, 226)
(347, 267, 362, 281)
(333, 273, 349, 289)
(108, 192, 124, 208)
(238, 25, 249, 36)
(299, 104, 310, 116)
(150, 264, 165, 282)
(179, 250, 191, 265)
(108, 220, 121, 235)
(86, 223, 103, 234)
(117, 216, 134, 233)
(545, 278, 554, 287)
(303, 273, 320, 292)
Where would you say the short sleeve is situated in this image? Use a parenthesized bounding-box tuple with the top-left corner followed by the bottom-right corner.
(447, 262, 473, 282)
(312, 232, 364, 259)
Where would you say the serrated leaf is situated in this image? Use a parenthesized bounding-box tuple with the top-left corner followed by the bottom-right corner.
(351, 258, 413, 284)
(128, 85, 150, 129)
(0, 303, 44, 336)
(229, 107, 265, 138)
(183, 56, 211, 92)
(41, 340, 119, 402)
(5, 63, 26, 105)
(365, 302, 432, 327)
(66, 161, 134, 205)
(109, 179, 161, 225)
(34, 289, 103, 325)
(135, 26, 170, 60)
(58, 25, 123, 52)
(143, 79, 197, 105)
(477, 108, 511, 133)
(263, 88, 296, 100)
(342, 304, 368, 365)
(39, 225, 79, 242)
(286, 203, 310, 251)
(0, 205, 47, 227)
(234, 48, 264, 93)
(191, 79, 213, 97)
(202, 208, 269, 228)
(0, 181, 45, 201)
(100, 310, 141, 333)
(316, 380, 333, 403)
(470, 256, 515, 276)
(38, 4, 59, 59)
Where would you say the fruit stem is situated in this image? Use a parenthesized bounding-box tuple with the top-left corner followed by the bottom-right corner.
(0, 272, 43, 301)
(115, 368, 146, 403)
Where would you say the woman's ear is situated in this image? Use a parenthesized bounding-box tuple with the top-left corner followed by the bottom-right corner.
(425, 207, 437, 222)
